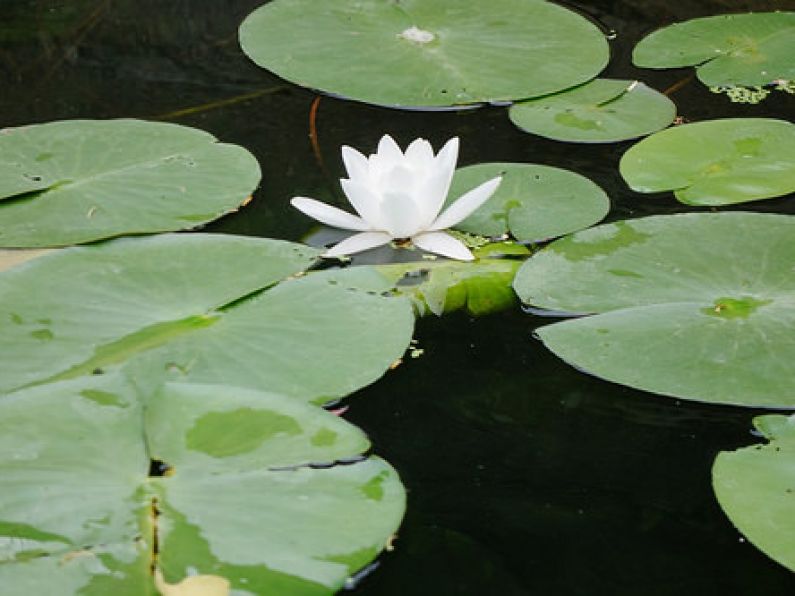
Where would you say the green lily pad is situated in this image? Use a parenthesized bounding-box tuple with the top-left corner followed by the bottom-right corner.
(513, 212, 795, 407)
(0, 375, 406, 594)
(377, 242, 530, 316)
(509, 79, 676, 143)
(620, 118, 795, 206)
(239, 0, 609, 108)
(713, 414, 795, 572)
(0, 119, 261, 247)
(446, 163, 609, 242)
(0, 234, 414, 404)
(633, 12, 795, 88)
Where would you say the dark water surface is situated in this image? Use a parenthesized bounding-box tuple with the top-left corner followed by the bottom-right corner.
(2, 0, 795, 594)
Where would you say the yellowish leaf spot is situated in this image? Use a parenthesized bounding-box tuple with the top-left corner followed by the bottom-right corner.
(154, 568, 230, 596)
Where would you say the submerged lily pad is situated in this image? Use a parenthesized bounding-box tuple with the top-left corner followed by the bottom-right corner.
(513, 212, 795, 407)
(0, 234, 414, 403)
(509, 79, 676, 143)
(633, 12, 795, 88)
(0, 119, 261, 247)
(713, 414, 795, 572)
(0, 376, 406, 594)
(446, 163, 609, 242)
(239, 0, 609, 108)
(620, 118, 795, 206)
(377, 242, 530, 316)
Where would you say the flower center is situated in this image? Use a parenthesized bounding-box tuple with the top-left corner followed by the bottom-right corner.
(398, 26, 435, 44)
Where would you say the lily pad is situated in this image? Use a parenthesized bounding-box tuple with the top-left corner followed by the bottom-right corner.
(0, 234, 414, 404)
(446, 163, 610, 242)
(513, 212, 795, 407)
(0, 375, 406, 594)
(619, 118, 795, 206)
(0, 119, 261, 247)
(509, 79, 676, 143)
(239, 0, 609, 108)
(713, 414, 795, 572)
(377, 242, 530, 316)
(633, 12, 795, 88)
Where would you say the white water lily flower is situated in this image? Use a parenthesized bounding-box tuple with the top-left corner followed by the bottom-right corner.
(291, 134, 501, 261)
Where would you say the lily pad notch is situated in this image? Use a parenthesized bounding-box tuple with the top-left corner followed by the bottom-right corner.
(0, 376, 407, 594)
(509, 79, 676, 143)
(620, 118, 795, 206)
(513, 212, 795, 407)
(0, 119, 262, 247)
(633, 11, 795, 98)
(0, 233, 415, 405)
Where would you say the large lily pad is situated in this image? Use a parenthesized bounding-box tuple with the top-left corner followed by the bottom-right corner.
(446, 163, 609, 242)
(239, 0, 609, 108)
(620, 118, 795, 206)
(0, 119, 261, 247)
(0, 234, 414, 403)
(509, 79, 676, 143)
(633, 12, 795, 88)
(0, 375, 406, 594)
(513, 212, 795, 407)
(713, 414, 795, 572)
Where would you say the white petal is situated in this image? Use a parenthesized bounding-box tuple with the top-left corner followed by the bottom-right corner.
(412, 231, 475, 261)
(417, 136, 459, 227)
(369, 135, 405, 179)
(377, 134, 404, 162)
(341, 145, 370, 183)
(429, 176, 501, 231)
(381, 164, 416, 195)
(434, 137, 459, 174)
(339, 179, 383, 228)
(405, 138, 434, 170)
(324, 231, 393, 257)
(379, 191, 423, 238)
(291, 197, 370, 231)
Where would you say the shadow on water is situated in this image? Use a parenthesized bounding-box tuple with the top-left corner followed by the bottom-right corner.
(2, 0, 794, 594)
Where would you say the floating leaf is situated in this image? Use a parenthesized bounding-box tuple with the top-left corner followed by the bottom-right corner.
(0, 376, 406, 594)
(377, 242, 530, 316)
(633, 12, 795, 88)
(0, 234, 414, 404)
(619, 118, 795, 206)
(713, 414, 795, 572)
(239, 0, 609, 108)
(446, 163, 609, 242)
(0, 119, 261, 247)
(513, 212, 795, 407)
(129, 266, 415, 404)
(509, 79, 676, 143)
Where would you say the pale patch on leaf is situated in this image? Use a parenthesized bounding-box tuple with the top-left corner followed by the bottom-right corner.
(0, 248, 53, 272)
(155, 569, 230, 596)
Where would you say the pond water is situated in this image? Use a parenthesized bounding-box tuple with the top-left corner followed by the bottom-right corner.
(2, 0, 795, 594)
